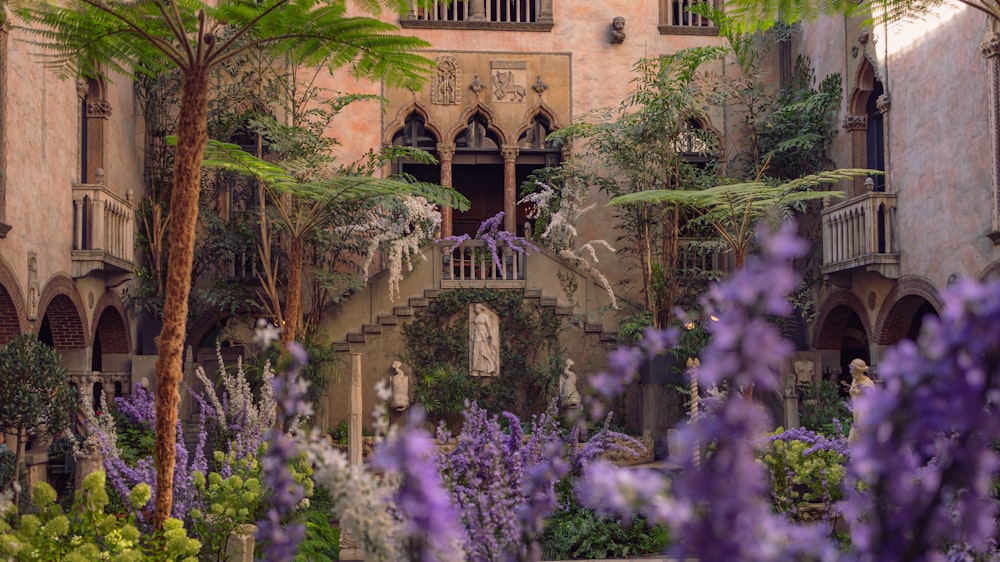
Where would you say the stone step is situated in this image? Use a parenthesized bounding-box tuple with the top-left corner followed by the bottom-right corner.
(346, 332, 366, 343)
(378, 314, 398, 325)
(332, 342, 351, 353)
(393, 306, 414, 317)
(585, 322, 604, 333)
(409, 297, 429, 308)
(539, 296, 557, 307)
(555, 305, 572, 316)
(523, 288, 543, 299)
(362, 324, 382, 335)
(600, 332, 618, 342)
(423, 288, 442, 298)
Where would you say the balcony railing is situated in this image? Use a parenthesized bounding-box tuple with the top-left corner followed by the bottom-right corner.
(821, 192, 900, 279)
(442, 240, 526, 283)
(678, 237, 733, 275)
(72, 184, 135, 277)
(403, 0, 553, 27)
(659, 0, 720, 34)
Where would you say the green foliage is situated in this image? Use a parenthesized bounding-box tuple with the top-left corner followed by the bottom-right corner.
(189, 452, 264, 562)
(798, 379, 852, 438)
(294, 509, 340, 562)
(0, 472, 200, 561)
(328, 421, 349, 446)
(541, 502, 670, 560)
(617, 311, 654, 346)
(402, 289, 563, 428)
(762, 429, 847, 518)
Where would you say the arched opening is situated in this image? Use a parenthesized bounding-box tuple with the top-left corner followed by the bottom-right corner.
(391, 112, 440, 185)
(93, 305, 129, 373)
(879, 295, 939, 346)
(452, 113, 505, 237)
(865, 78, 885, 191)
(0, 283, 20, 346)
(816, 304, 871, 396)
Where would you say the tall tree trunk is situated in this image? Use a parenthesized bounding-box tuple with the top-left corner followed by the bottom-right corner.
(11, 427, 22, 507)
(153, 67, 209, 530)
(281, 235, 304, 346)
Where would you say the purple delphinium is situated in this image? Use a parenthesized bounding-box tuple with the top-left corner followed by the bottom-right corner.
(256, 343, 310, 562)
(374, 406, 466, 562)
(841, 278, 1000, 561)
(769, 426, 849, 459)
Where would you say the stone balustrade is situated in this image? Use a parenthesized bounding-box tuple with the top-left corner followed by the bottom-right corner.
(71, 184, 135, 276)
(442, 240, 527, 282)
(821, 192, 900, 279)
(404, 0, 551, 24)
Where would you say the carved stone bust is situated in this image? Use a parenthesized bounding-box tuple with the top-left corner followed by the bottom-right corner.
(610, 16, 626, 44)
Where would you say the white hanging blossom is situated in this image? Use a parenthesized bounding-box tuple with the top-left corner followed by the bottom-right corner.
(194, 346, 277, 441)
(353, 196, 442, 302)
(519, 182, 619, 309)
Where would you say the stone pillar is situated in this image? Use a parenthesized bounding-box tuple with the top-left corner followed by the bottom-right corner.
(225, 524, 257, 562)
(983, 32, 1000, 232)
(438, 143, 456, 238)
(74, 434, 103, 491)
(501, 145, 519, 232)
(469, 0, 486, 21)
(348, 352, 363, 467)
(538, 0, 554, 23)
(842, 114, 867, 197)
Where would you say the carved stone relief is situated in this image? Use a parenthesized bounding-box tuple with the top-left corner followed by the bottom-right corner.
(431, 56, 461, 105)
(86, 100, 112, 118)
(491, 60, 527, 103)
(532, 76, 548, 95)
(27, 252, 38, 320)
(469, 75, 486, 97)
(843, 113, 868, 131)
(469, 303, 500, 377)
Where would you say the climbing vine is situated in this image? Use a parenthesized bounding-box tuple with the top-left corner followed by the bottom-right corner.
(402, 289, 563, 428)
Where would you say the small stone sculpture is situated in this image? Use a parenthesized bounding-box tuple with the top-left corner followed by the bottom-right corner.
(389, 360, 410, 412)
(610, 16, 626, 44)
(559, 359, 582, 409)
(847, 358, 876, 444)
(791, 360, 814, 397)
(470, 304, 500, 377)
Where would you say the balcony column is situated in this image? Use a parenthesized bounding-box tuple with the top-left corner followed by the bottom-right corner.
(538, 0, 554, 23)
(469, 0, 486, 21)
(982, 33, 1000, 232)
(92, 191, 106, 253)
(73, 198, 83, 250)
(842, 114, 868, 197)
(438, 143, 456, 238)
(501, 144, 520, 232)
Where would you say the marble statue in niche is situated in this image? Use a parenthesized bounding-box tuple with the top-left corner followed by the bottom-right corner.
(469, 303, 500, 377)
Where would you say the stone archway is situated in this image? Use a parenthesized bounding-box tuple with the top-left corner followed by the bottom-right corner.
(0, 256, 26, 345)
(814, 292, 872, 393)
(873, 275, 942, 346)
(92, 296, 130, 380)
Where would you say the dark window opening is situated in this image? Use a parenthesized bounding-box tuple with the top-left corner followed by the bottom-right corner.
(866, 79, 885, 191)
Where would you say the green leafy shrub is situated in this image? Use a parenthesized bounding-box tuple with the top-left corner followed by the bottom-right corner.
(762, 428, 847, 518)
(541, 502, 669, 560)
(188, 451, 265, 561)
(294, 509, 340, 562)
(0, 472, 200, 561)
(798, 379, 851, 438)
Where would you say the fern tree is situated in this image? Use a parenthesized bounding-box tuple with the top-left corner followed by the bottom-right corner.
(722, 0, 998, 31)
(13, 0, 437, 529)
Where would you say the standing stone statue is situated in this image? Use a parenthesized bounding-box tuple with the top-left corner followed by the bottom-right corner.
(847, 358, 876, 444)
(389, 360, 410, 412)
(559, 358, 581, 410)
(470, 303, 500, 377)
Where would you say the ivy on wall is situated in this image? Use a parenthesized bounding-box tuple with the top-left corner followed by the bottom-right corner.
(402, 289, 563, 428)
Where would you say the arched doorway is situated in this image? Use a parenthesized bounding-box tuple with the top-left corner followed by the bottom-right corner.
(815, 302, 871, 396)
(0, 283, 21, 346)
(877, 295, 939, 346)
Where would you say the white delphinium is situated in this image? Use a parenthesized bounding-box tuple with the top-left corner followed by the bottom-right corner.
(305, 429, 404, 562)
(519, 182, 619, 309)
(354, 195, 442, 302)
(194, 346, 276, 447)
(81, 391, 119, 456)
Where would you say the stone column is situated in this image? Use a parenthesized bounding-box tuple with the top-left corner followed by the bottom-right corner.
(348, 352, 363, 467)
(842, 114, 867, 197)
(501, 144, 519, 232)
(469, 0, 486, 21)
(983, 32, 1000, 232)
(537, 0, 554, 23)
(437, 143, 456, 238)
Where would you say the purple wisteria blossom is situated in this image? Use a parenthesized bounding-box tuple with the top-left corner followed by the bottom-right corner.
(374, 407, 466, 562)
(842, 278, 1000, 561)
(438, 211, 540, 271)
(256, 342, 310, 562)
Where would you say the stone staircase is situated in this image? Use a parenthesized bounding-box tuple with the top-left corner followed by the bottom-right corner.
(331, 286, 619, 352)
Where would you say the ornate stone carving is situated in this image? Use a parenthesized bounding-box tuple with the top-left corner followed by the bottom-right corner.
(790, 360, 814, 397)
(842, 113, 867, 131)
(491, 60, 527, 103)
(27, 252, 38, 320)
(469, 304, 499, 377)
(501, 145, 519, 161)
(983, 33, 1000, 58)
(610, 16, 626, 44)
(431, 56, 460, 105)
(469, 75, 486, 96)
(559, 358, 582, 409)
(389, 360, 410, 412)
(437, 143, 456, 161)
(875, 93, 891, 114)
(851, 45, 859, 59)
(86, 99, 112, 118)
(76, 78, 89, 99)
(532, 76, 548, 95)
(858, 31, 869, 45)
(867, 291, 877, 310)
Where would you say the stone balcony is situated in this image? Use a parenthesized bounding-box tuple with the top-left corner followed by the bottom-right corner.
(71, 183, 135, 278)
(441, 240, 527, 288)
(820, 192, 900, 279)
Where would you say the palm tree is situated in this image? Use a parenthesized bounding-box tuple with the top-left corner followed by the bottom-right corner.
(14, 0, 437, 529)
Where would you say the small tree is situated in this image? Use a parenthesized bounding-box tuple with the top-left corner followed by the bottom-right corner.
(0, 334, 76, 506)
